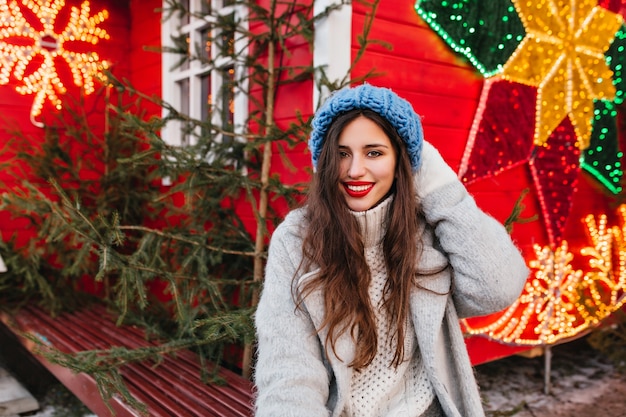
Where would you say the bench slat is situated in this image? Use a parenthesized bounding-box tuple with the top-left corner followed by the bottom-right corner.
(75, 306, 254, 416)
(1, 305, 254, 417)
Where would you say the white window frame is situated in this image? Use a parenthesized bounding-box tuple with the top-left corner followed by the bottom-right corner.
(313, 0, 352, 109)
(161, 0, 248, 148)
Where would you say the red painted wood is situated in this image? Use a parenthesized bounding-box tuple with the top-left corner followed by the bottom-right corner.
(349, 0, 626, 363)
(465, 336, 534, 366)
(351, 10, 472, 70)
(0, 0, 619, 379)
(1, 305, 254, 417)
(128, 0, 162, 107)
(0, 0, 133, 241)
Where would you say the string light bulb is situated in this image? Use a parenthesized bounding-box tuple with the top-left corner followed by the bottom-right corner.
(501, 0, 623, 150)
(0, 0, 109, 126)
(463, 207, 626, 346)
(420, 0, 626, 246)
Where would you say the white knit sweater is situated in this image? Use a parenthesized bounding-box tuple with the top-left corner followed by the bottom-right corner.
(349, 197, 434, 417)
(254, 180, 529, 417)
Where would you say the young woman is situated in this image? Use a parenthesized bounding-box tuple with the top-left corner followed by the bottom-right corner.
(254, 84, 529, 417)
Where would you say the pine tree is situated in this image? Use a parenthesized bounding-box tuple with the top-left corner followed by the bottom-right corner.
(0, 0, 384, 412)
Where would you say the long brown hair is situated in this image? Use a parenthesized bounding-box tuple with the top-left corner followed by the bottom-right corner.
(297, 108, 422, 370)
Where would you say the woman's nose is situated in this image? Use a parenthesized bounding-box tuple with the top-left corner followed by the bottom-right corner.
(348, 156, 366, 178)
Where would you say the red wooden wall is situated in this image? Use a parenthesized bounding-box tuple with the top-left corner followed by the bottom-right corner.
(2, 0, 621, 367)
(0, 0, 133, 247)
(128, 0, 162, 105)
(350, 0, 623, 364)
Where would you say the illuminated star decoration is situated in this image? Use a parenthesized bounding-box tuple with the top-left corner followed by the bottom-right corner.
(416, 0, 625, 246)
(462, 207, 626, 346)
(0, 0, 110, 126)
(501, 1, 622, 149)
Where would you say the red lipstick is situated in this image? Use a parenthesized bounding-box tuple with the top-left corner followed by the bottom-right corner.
(343, 181, 374, 198)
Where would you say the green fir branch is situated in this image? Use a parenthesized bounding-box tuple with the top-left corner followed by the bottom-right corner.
(0, 0, 385, 411)
(503, 188, 538, 234)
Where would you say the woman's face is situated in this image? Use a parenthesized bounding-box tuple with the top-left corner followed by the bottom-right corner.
(337, 115, 397, 212)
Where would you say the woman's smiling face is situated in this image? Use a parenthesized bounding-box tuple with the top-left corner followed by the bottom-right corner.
(337, 115, 398, 212)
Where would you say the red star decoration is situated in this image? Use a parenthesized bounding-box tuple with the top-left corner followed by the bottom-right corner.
(459, 77, 581, 245)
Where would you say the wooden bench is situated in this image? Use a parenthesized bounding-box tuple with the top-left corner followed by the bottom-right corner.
(0, 304, 254, 417)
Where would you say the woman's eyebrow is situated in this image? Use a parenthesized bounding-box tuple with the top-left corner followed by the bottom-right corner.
(338, 143, 390, 149)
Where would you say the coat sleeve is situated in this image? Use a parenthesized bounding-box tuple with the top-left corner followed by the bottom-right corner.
(254, 216, 331, 417)
(419, 180, 529, 319)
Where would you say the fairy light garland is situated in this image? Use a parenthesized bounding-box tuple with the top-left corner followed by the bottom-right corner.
(463, 207, 626, 346)
(458, 76, 536, 180)
(581, 100, 623, 194)
(528, 122, 581, 246)
(419, 0, 625, 250)
(0, 0, 109, 126)
(424, 0, 624, 197)
(500, 0, 622, 150)
(414, 0, 524, 77)
(606, 27, 626, 106)
(417, 0, 626, 346)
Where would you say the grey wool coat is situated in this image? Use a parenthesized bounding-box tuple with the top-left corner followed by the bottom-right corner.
(254, 180, 529, 417)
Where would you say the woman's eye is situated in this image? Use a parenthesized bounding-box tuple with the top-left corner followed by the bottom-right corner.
(367, 150, 382, 157)
(339, 151, 349, 158)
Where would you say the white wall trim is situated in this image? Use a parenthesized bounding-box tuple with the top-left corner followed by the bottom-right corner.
(161, 3, 182, 146)
(313, 0, 352, 111)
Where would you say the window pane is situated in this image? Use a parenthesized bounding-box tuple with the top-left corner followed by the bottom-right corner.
(179, 79, 190, 115)
(180, 0, 190, 26)
(201, 73, 211, 123)
(221, 66, 235, 137)
(201, 27, 211, 63)
(169, 32, 191, 71)
(201, 73, 213, 140)
(178, 78, 191, 145)
(182, 35, 190, 71)
(201, 0, 211, 13)
(219, 13, 235, 58)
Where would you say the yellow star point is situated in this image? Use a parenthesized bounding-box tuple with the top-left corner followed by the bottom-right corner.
(501, 0, 623, 150)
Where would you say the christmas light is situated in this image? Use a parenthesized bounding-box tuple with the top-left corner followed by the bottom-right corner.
(501, 0, 623, 150)
(419, 0, 626, 245)
(463, 207, 626, 346)
(0, 0, 109, 125)
(581, 100, 623, 194)
(606, 27, 626, 106)
(415, 0, 524, 77)
(458, 76, 536, 181)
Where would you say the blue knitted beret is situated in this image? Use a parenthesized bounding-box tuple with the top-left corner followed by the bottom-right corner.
(309, 84, 424, 172)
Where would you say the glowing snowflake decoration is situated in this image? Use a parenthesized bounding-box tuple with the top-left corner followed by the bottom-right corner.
(0, 0, 110, 125)
(463, 208, 626, 346)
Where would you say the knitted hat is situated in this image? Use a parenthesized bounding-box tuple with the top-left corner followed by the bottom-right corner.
(309, 84, 424, 172)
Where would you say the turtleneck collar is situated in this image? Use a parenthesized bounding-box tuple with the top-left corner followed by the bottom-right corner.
(349, 195, 394, 248)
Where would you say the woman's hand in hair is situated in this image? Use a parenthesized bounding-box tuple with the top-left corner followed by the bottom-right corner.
(414, 141, 458, 198)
